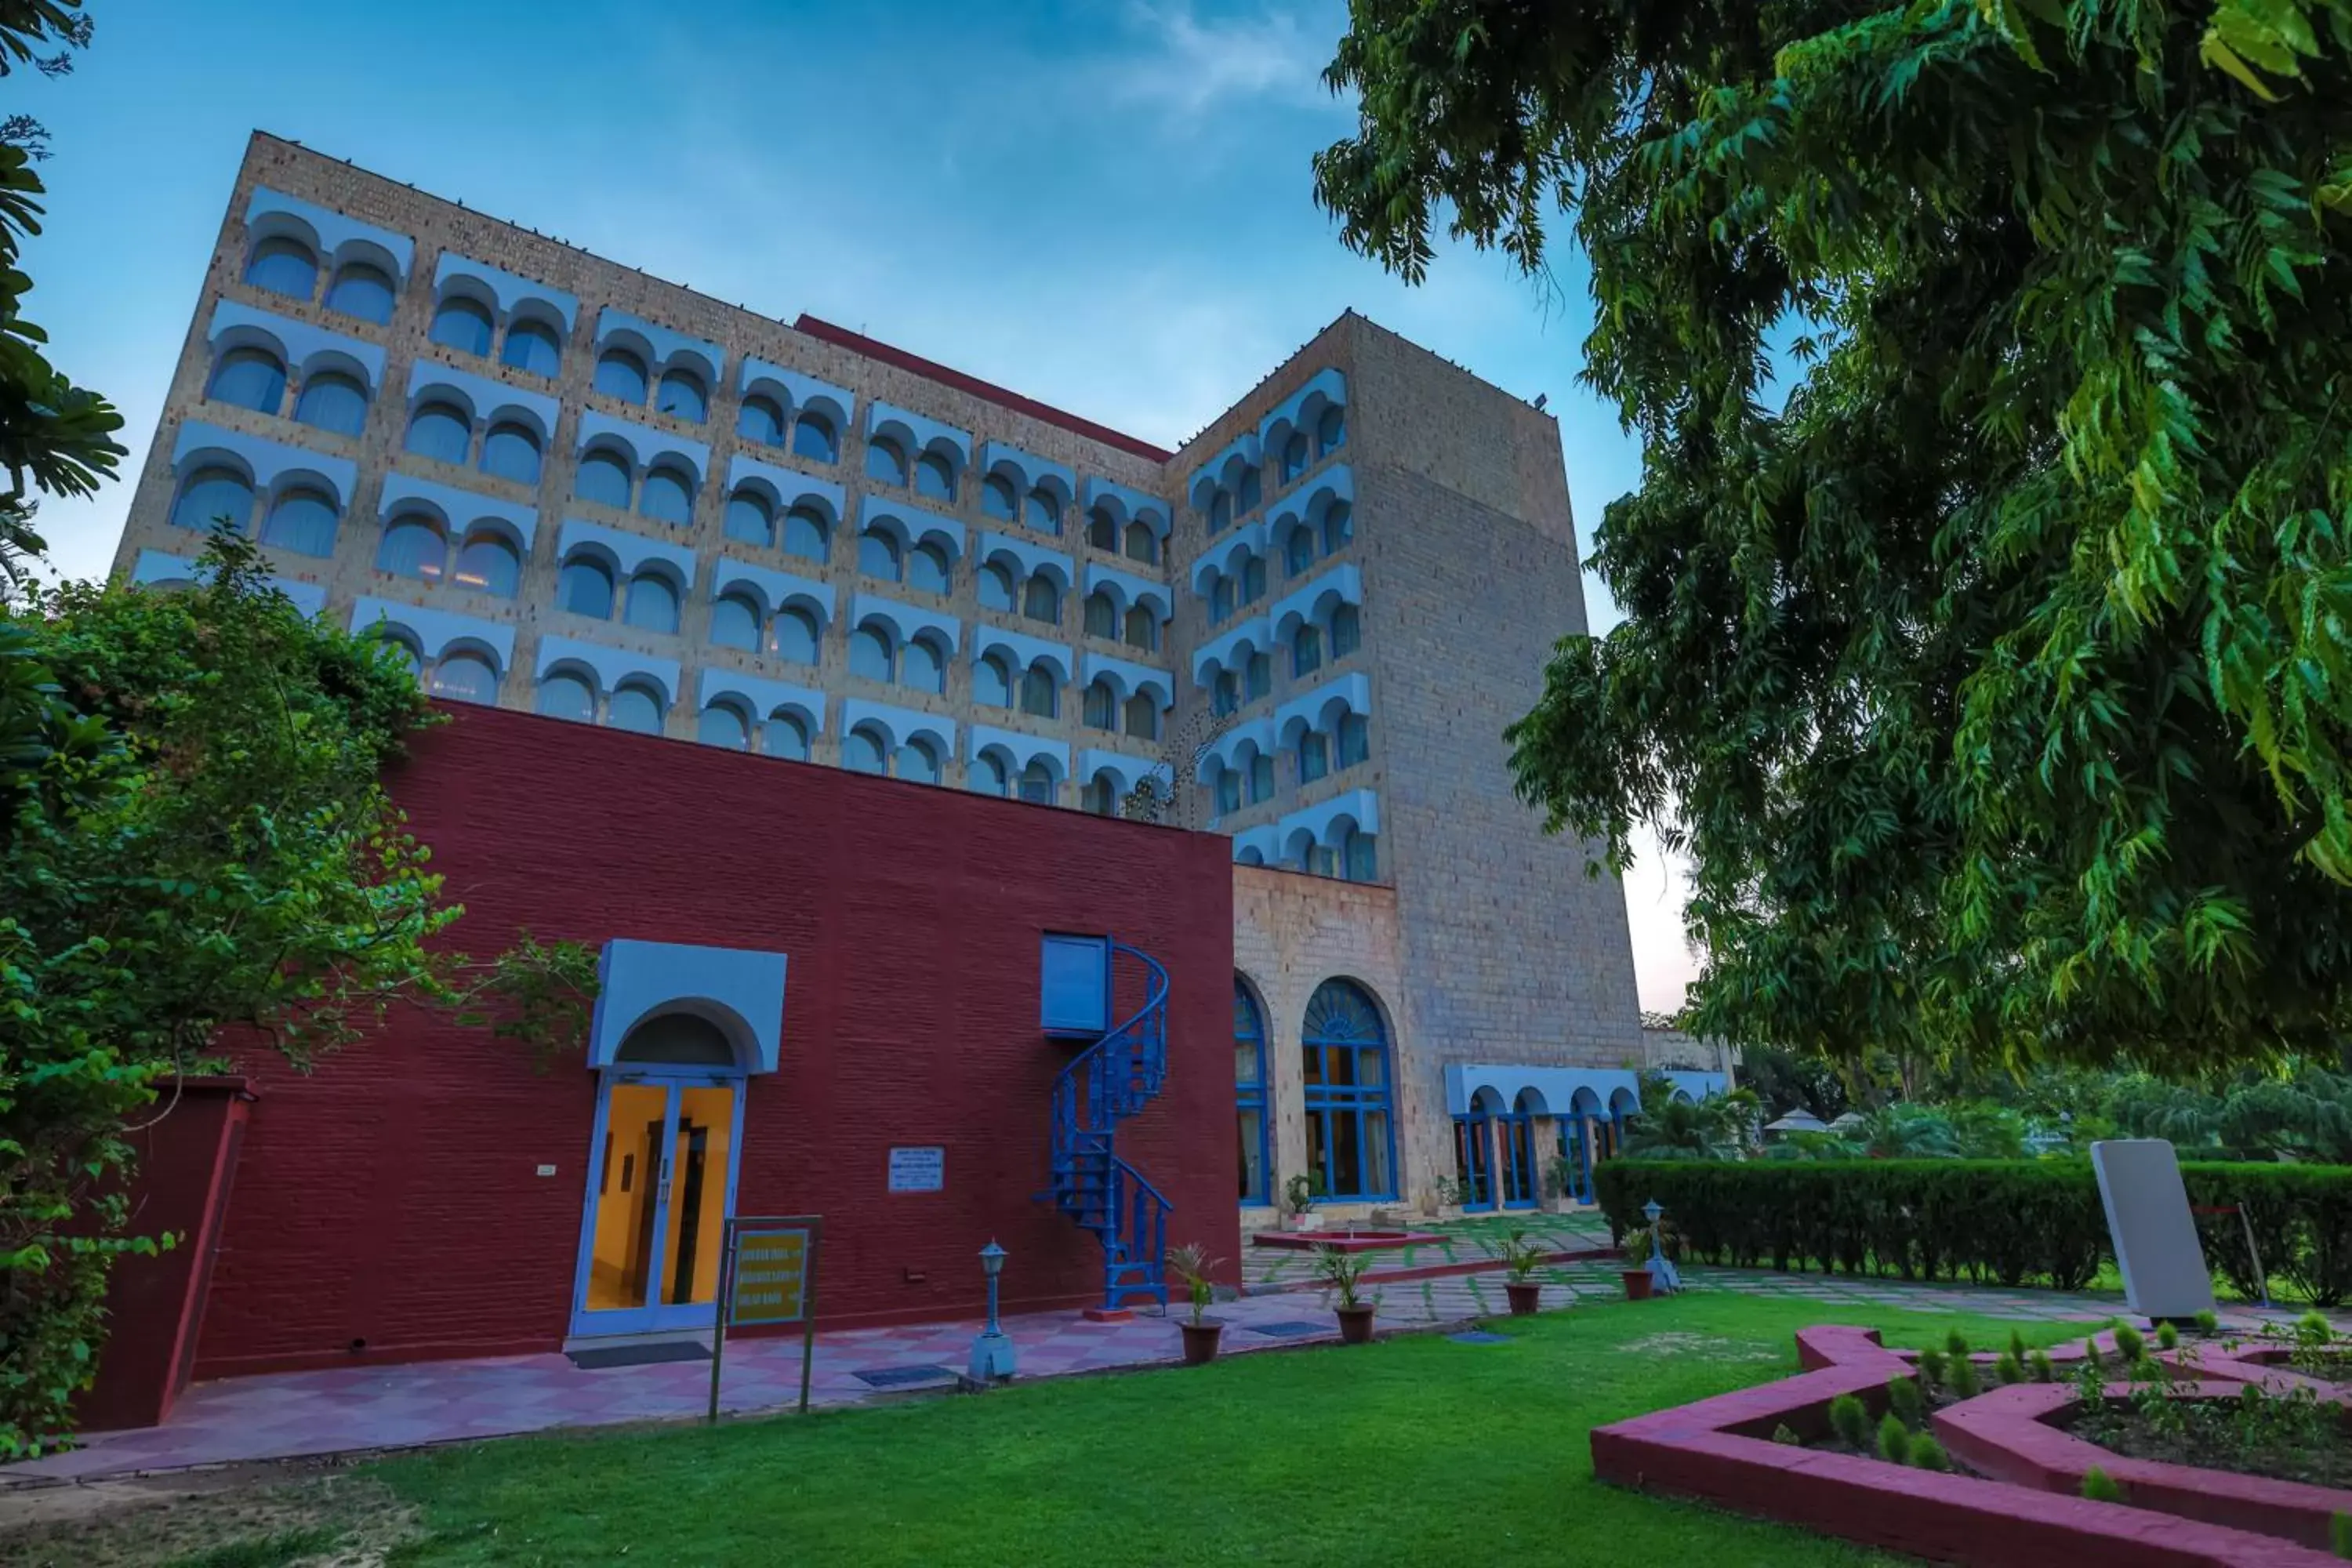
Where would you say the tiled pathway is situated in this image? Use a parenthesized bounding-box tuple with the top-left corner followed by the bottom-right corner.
(4, 1255, 2298, 1489)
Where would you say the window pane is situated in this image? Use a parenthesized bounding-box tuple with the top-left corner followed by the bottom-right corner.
(1083, 682, 1115, 729)
(1020, 667, 1057, 718)
(1238, 1109, 1265, 1203)
(1024, 490, 1058, 534)
(710, 593, 760, 650)
(975, 656, 1011, 706)
(844, 728, 886, 773)
(325, 264, 394, 325)
(1216, 771, 1240, 814)
(560, 559, 615, 618)
(1209, 492, 1231, 533)
(1022, 577, 1058, 623)
(594, 350, 649, 403)
(982, 475, 1016, 520)
(1123, 695, 1156, 741)
(1338, 713, 1370, 767)
(502, 318, 563, 376)
(1123, 606, 1156, 652)
(1239, 469, 1261, 511)
(981, 564, 1016, 612)
(294, 372, 368, 436)
(624, 575, 681, 633)
(1124, 523, 1156, 564)
(1246, 654, 1271, 700)
(536, 673, 594, 723)
(1285, 528, 1314, 575)
(699, 706, 749, 750)
(481, 423, 543, 485)
(574, 449, 632, 508)
(738, 395, 786, 445)
(774, 608, 819, 664)
(376, 516, 445, 580)
(783, 506, 829, 561)
(208, 348, 285, 413)
(1323, 502, 1353, 553)
(899, 739, 940, 784)
(1345, 832, 1378, 882)
(405, 403, 471, 464)
(1210, 579, 1234, 622)
(793, 413, 837, 463)
(1088, 508, 1116, 550)
(172, 468, 256, 535)
(639, 466, 693, 524)
(859, 532, 901, 580)
(1242, 557, 1265, 602)
(655, 369, 708, 423)
(1300, 733, 1328, 783)
(849, 627, 893, 681)
(430, 297, 495, 356)
(428, 652, 499, 705)
(725, 492, 774, 546)
(1294, 627, 1322, 677)
(909, 543, 951, 594)
(260, 489, 338, 556)
(245, 237, 318, 299)
(608, 684, 662, 733)
(903, 637, 945, 694)
(866, 439, 906, 485)
(1250, 753, 1274, 802)
(453, 534, 520, 597)
(1083, 591, 1115, 637)
(914, 452, 954, 501)
(1331, 603, 1361, 659)
(1019, 762, 1054, 804)
(971, 754, 1007, 796)
(1317, 406, 1346, 455)
(763, 713, 810, 759)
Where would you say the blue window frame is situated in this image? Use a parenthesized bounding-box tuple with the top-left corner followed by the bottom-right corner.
(1500, 1094, 1540, 1209)
(1236, 979, 1270, 1205)
(1556, 1112, 1596, 1204)
(245, 236, 318, 301)
(793, 412, 837, 463)
(575, 448, 633, 509)
(294, 372, 368, 436)
(1301, 979, 1394, 1201)
(503, 318, 563, 377)
(594, 348, 649, 404)
(1040, 934, 1109, 1036)
(430, 296, 495, 357)
(405, 401, 471, 465)
(481, 421, 543, 485)
(260, 488, 338, 557)
(656, 368, 708, 423)
(1245, 652, 1272, 701)
(1453, 1114, 1494, 1211)
(207, 348, 286, 413)
(783, 504, 829, 561)
(738, 394, 786, 446)
(325, 263, 395, 325)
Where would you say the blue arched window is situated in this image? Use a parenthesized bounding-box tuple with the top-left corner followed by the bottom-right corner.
(982, 564, 1018, 614)
(974, 653, 1011, 707)
(793, 411, 837, 463)
(1124, 522, 1156, 564)
(1454, 1104, 1496, 1212)
(559, 557, 615, 618)
(738, 395, 785, 446)
(1208, 491, 1232, 534)
(859, 529, 902, 582)
(1023, 575, 1059, 625)
(699, 703, 750, 750)
(1019, 664, 1058, 719)
(848, 625, 894, 682)
(1301, 979, 1395, 1201)
(655, 368, 707, 423)
(430, 296, 495, 357)
(866, 437, 908, 487)
(710, 590, 760, 650)
(1283, 526, 1315, 577)
(452, 532, 520, 597)
(623, 572, 681, 633)
(1235, 979, 1270, 1205)
(971, 753, 1008, 797)
(1342, 829, 1378, 883)
(260, 488, 337, 557)
(502, 318, 563, 377)
(639, 464, 695, 525)
(573, 447, 633, 510)
(909, 541, 951, 595)
(843, 724, 887, 774)
(1280, 431, 1308, 484)
(376, 513, 445, 580)
(902, 634, 946, 695)
(207, 347, 286, 413)
(1293, 624, 1322, 678)
(1316, 405, 1347, 456)
(325, 263, 394, 325)
(1025, 488, 1060, 535)
(480, 421, 543, 485)
(594, 348, 649, 404)
(1331, 603, 1361, 660)
(608, 681, 663, 734)
(1499, 1090, 1541, 1210)
(899, 737, 942, 785)
(405, 401, 471, 465)
(245, 236, 318, 300)
(537, 673, 596, 724)
(1238, 468, 1261, 513)
(294, 372, 368, 436)
(764, 711, 811, 760)
(725, 490, 774, 546)
(914, 450, 955, 503)
(1018, 759, 1054, 804)
(783, 504, 829, 562)
(1298, 731, 1329, 784)
(1338, 711, 1370, 768)
(428, 652, 499, 705)
(981, 474, 1018, 521)
(774, 607, 819, 664)
(1323, 501, 1352, 554)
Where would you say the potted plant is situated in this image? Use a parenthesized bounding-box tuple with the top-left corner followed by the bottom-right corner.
(1166, 1243, 1224, 1365)
(1497, 1229, 1546, 1315)
(1544, 1154, 1584, 1214)
(1617, 1224, 1657, 1301)
(1313, 1244, 1379, 1344)
(1283, 1172, 1326, 1232)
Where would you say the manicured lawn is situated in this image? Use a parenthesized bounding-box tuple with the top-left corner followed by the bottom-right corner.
(354, 1294, 2096, 1566)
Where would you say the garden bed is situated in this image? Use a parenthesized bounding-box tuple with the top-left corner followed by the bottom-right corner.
(2067, 1391, 2352, 1490)
(1250, 1229, 1442, 1253)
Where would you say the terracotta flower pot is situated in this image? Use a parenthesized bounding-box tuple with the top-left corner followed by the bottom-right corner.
(1336, 1305, 1377, 1345)
(1505, 1280, 1543, 1316)
(1179, 1319, 1223, 1366)
(1622, 1269, 1655, 1301)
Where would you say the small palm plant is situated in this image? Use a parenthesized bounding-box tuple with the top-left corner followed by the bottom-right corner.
(1496, 1229, 1545, 1283)
(1166, 1243, 1221, 1328)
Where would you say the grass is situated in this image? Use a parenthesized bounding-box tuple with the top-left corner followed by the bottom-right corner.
(354, 1293, 2096, 1566)
(161, 1531, 339, 1568)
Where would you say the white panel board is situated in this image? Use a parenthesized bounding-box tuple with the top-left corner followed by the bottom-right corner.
(2091, 1138, 2216, 1320)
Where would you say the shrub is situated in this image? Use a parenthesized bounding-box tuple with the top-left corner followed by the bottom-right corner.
(1948, 1354, 1981, 1399)
(2114, 1323, 2146, 1364)
(1772, 1423, 1802, 1446)
(1946, 1330, 1971, 1359)
(2332, 1510, 2352, 1560)
(2009, 1328, 2029, 1361)
(1994, 1352, 2024, 1385)
(1915, 1347, 1946, 1389)
(1877, 1412, 1910, 1463)
(1828, 1394, 1870, 1449)
(1886, 1376, 1925, 1429)
(1908, 1433, 1951, 1471)
(2030, 1350, 2056, 1383)
(2082, 1466, 2125, 1503)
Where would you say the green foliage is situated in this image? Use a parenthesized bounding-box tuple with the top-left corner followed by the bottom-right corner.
(2196, 1308, 2221, 1333)
(1283, 1172, 1322, 1218)
(2158, 1321, 2181, 1352)
(1770, 1422, 1801, 1446)
(2332, 1509, 2352, 1560)
(1947, 1353, 1981, 1400)
(1165, 1243, 1221, 1329)
(1828, 1392, 1870, 1449)
(1312, 1245, 1374, 1312)
(2114, 1323, 2147, 1364)
(1886, 1375, 1924, 1430)
(1907, 1433, 1950, 1472)
(1994, 1352, 2024, 1385)
(2031, 1350, 2057, 1384)
(2009, 1328, 2029, 1362)
(1915, 1347, 1946, 1390)
(1493, 1229, 1544, 1282)
(1317, 0, 2352, 1076)
(2082, 1466, 2125, 1504)
(1876, 1411, 1909, 1463)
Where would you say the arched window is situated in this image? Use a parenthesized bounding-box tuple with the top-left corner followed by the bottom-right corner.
(975, 653, 1012, 707)
(1083, 775, 1118, 815)
(1212, 670, 1240, 717)
(1022, 575, 1059, 625)
(1208, 491, 1231, 534)
(638, 464, 694, 525)
(593, 348, 649, 404)
(979, 563, 1016, 612)
(573, 447, 633, 509)
(1238, 468, 1261, 513)
(899, 737, 941, 785)
(971, 753, 1008, 797)
(624, 572, 681, 634)
(1123, 692, 1158, 741)
(710, 590, 760, 650)
(865, 436, 908, 486)
(1235, 981, 1269, 1203)
(1293, 625, 1322, 677)
(535, 672, 595, 723)
(1087, 506, 1116, 550)
(608, 681, 664, 735)
(1246, 652, 1272, 700)
(848, 625, 894, 682)
(1283, 527, 1315, 576)
(430, 296, 495, 357)
(325, 263, 395, 325)
(909, 541, 951, 594)
(502, 318, 563, 377)
(453, 532, 520, 597)
(245, 235, 318, 300)
(1083, 681, 1115, 730)
(699, 704, 750, 750)
(902, 634, 946, 694)
(294, 372, 368, 436)
(428, 652, 499, 705)
(763, 712, 811, 760)
(1342, 829, 1378, 883)
(1025, 488, 1059, 534)
(981, 474, 1017, 520)
(1316, 405, 1347, 456)
(793, 411, 837, 463)
(1210, 577, 1235, 623)
(1018, 760, 1054, 804)
(773, 606, 819, 664)
(1215, 768, 1240, 815)
(1249, 751, 1275, 803)
(724, 489, 775, 546)
(1323, 501, 1353, 554)
(1083, 590, 1116, 639)
(1019, 664, 1058, 719)
(1281, 431, 1308, 484)
(1123, 604, 1157, 652)
(376, 513, 445, 580)
(843, 725, 887, 775)
(1298, 731, 1329, 784)
(913, 450, 955, 502)
(1301, 979, 1393, 1200)
(207, 347, 285, 413)
(405, 401, 471, 464)
(260, 488, 337, 556)
(1241, 557, 1266, 604)
(481, 421, 543, 485)
(559, 557, 615, 618)
(1331, 603, 1361, 659)
(655, 368, 707, 423)
(782, 504, 829, 562)
(1123, 523, 1157, 565)
(858, 530, 902, 581)
(1338, 712, 1370, 768)
(738, 394, 786, 446)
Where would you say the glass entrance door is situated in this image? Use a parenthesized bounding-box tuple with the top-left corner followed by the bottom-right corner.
(573, 1074, 742, 1336)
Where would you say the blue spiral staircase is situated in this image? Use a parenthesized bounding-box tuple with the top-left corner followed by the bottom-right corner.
(1045, 939, 1173, 1312)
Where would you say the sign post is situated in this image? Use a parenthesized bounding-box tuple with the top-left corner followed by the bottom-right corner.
(2092, 1140, 2216, 1323)
(709, 1214, 822, 1425)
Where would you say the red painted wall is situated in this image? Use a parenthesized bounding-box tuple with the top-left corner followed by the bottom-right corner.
(189, 703, 1237, 1377)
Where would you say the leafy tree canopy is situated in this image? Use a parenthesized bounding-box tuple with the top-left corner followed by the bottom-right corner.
(1317, 0, 2352, 1076)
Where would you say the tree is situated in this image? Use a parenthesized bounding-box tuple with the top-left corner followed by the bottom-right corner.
(1316, 1, 2352, 1076)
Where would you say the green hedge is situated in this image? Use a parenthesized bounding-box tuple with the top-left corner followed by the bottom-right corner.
(1593, 1159, 2352, 1302)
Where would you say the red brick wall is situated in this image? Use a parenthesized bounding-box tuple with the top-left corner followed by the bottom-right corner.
(191, 703, 1237, 1377)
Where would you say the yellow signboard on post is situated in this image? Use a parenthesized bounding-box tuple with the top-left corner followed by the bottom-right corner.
(710, 1214, 823, 1422)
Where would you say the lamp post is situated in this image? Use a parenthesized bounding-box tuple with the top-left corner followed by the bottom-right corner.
(968, 1240, 1016, 1382)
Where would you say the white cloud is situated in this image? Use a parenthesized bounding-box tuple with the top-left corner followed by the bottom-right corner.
(1107, 2, 1342, 119)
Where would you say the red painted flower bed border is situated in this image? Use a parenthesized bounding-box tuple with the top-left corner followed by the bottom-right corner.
(1249, 1229, 1445, 1253)
(1590, 1325, 2339, 1566)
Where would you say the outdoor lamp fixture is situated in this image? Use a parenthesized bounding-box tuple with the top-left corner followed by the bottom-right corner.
(969, 1240, 1016, 1382)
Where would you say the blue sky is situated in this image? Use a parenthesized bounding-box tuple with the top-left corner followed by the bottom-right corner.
(23, 0, 1698, 1007)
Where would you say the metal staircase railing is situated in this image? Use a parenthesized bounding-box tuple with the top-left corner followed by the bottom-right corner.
(1045, 939, 1172, 1312)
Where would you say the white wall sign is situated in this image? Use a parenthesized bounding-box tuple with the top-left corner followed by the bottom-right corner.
(2091, 1138, 2216, 1321)
(887, 1145, 945, 1194)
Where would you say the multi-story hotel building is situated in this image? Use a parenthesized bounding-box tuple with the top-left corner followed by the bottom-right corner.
(109, 132, 1708, 1236)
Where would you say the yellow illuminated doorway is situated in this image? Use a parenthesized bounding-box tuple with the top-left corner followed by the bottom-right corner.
(572, 1075, 742, 1335)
